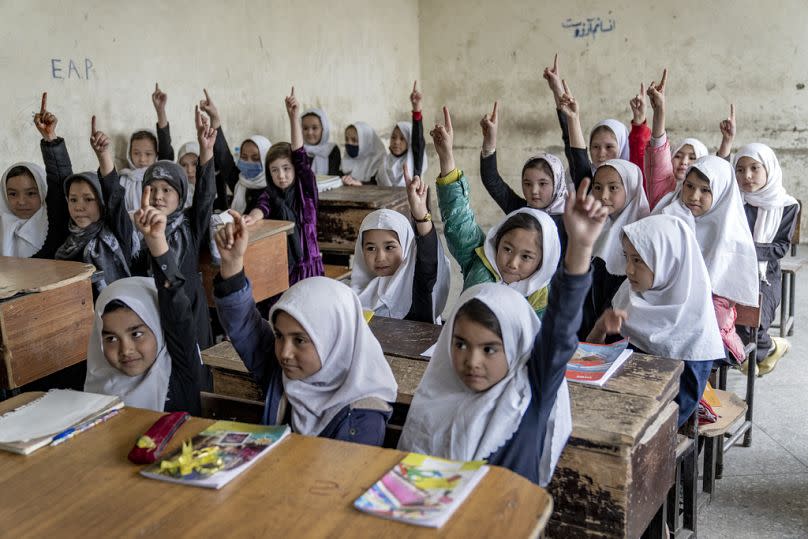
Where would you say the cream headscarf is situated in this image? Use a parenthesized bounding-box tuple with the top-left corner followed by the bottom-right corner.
(379, 121, 428, 187)
(302, 108, 337, 175)
(523, 152, 568, 215)
(232, 135, 271, 213)
(342, 122, 386, 183)
(0, 162, 48, 257)
(269, 277, 398, 436)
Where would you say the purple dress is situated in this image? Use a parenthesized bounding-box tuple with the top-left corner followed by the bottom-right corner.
(257, 147, 324, 285)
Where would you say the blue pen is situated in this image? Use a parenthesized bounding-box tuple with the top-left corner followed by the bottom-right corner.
(50, 427, 76, 443)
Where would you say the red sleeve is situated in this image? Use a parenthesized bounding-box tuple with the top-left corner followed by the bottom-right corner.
(629, 121, 651, 189)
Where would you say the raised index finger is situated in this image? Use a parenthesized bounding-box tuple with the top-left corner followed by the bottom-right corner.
(203, 88, 211, 102)
(91, 115, 97, 135)
(141, 185, 152, 210)
(730, 103, 735, 121)
(40, 92, 47, 115)
(659, 68, 668, 89)
(577, 177, 591, 202)
(195, 105, 201, 127)
(412, 80, 418, 93)
(443, 106, 452, 131)
(552, 52, 558, 72)
(290, 85, 295, 97)
(491, 101, 498, 121)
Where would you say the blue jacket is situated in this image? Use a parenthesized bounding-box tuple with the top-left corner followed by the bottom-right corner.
(213, 272, 390, 446)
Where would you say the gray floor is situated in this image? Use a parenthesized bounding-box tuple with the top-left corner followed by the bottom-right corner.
(697, 265, 808, 537)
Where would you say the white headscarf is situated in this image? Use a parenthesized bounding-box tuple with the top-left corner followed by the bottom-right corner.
(351, 210, 451, 322)
(482, 208, 561, 296)
(592, 159, 650, 275)
(84, 277, 172, 411)
(302, 108, 337, 175)
(379, 122, 428, 187)
(733, 143, 799, 282)
(177, 141, 200, 209)
(120, 129, 158, 213)
(231, 135, 271, 213)
(612, 215, 725, 361)
(590, 119, 629, 172)
(1, 162, 48, 257)
(654, 156, 758, 306)
(398, 283, 572, 486)
(523, 153, 568, 215)
(269, 277, 398, 436)
(342, 122, 386, 183)
(673, 138, 709, 160)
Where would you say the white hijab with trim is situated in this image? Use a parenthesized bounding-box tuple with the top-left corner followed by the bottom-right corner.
(302, 108, 337, 175)
(733, 143, 799, 282)
(342, 122, 386, 183)
(120, 129, 158, 213)
(524, 153, 568, 215)
(84, 277, 172, 411)
(379, 121, 428, 187)
(612, 215, 725, 361)
(673, 138, 709, 160)
(177, 141, 199, 208)
(654, 156, 758, 306)
(269, 277, 398, 436)
(592, 159, 650, 275)
(231, 135, 271, 213)
(590, 119, 629, 172)
(351, 209, 451, 322)
(482, 208, 561, 296)
(398, 283, 571, 486)
(1, 162, 48, 257)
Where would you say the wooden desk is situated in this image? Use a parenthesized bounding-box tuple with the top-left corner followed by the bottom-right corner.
(199, 219, 294, 307)
(0, 393, 551, 538)
(317, 185, 409, 254)
(202, 340, 682, 538)
(367, 316, 443, 361)
(0, 257, 95, 389)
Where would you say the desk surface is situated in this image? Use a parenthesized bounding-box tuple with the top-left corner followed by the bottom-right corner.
(0, 256, 95, 300)
(368, 316, 443, 361)
(0, 393, 551, 538)
(318, 185, 408, 208)
(245, 219, 295, 242)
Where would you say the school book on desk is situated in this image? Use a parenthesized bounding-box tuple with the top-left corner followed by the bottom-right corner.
(140, 421, 290, 490)
(565, 338, 633, 386)
(316, 174, 342, 193)
(353, 453, 489, 528)
(0, 389, 123, 455)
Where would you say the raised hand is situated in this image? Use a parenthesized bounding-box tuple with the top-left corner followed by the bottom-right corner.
(429, 106, 455, 176)
(152, 83, 168, 128)
(134, 186, 169, 256)
(720, 103, 736, 140)
(196, 105, 215, 164)
(286, 86, 303, 150)
(480, 101, 498, 153)
(410, 80, 423, 113)
(33, 92, 58, 142)
(557, 79, 579, 119)
(285, 86, 299, 118)
(543, 53, 564, 104)
(646, 68, 667, 111)
(629, 83, 646, 125)
(214, 210, 250, 278)
(198, 88, 220, 129)
(563, 177, 609, 275)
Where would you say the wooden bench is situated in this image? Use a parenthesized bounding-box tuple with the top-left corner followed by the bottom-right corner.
(201, 337, 682, 539)
(317, 185, 409, 259)
(773, 198, 803, 337)
(199, 219, 294, 307)
(0, 257, 95, 389)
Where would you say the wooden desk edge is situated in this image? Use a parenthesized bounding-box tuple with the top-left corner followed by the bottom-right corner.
(0, 263, 96, 300)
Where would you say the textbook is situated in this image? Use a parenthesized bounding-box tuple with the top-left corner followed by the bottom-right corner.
(0, 390, 123, 455)
(140, 421, 290, 489)
(354, 453, 489, 528)
(316, 175, 342, 193)
(565, 339, 633, 386)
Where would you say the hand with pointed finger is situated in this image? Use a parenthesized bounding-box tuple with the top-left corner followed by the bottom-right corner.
(215, 210, 249, 278)
(410, 80, 423, 112)
(564, 177, 609, 249)
(89, 115, 110, 156)
(285, 86, 299, 119)
(480, 101, 498, 153)
(543, 53, 564, 103)
(557, 80, 579, 119)
(404, 163, 428, 217)
(646, 68, 667, 111)
(720, 103, 736, 140)
(629, 83, 646, 125)
(198, 88, 220, 129)
(33, 92, 58, 142)
(134, 186, 169, 256)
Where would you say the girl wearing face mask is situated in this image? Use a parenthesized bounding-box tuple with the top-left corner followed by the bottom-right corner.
(340, 122, 386, 186)
(197, 89, 271, 213)
(301, 108, 342, 176)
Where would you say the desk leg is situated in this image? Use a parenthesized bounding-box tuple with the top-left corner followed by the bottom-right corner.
(641, 501, 667, 539)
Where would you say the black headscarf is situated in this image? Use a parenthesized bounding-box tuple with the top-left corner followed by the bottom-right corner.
(143, 161, 191, 266)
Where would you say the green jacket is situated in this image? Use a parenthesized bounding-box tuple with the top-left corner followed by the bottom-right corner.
(436, 169, 548, 317)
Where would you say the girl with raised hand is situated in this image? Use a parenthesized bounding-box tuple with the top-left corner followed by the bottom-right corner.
(213, 213, 397, 445)
(351, 164, 450, 323)
(84, 188, 203, 415)
(478, 100, 569, 253)
(588, 215, 725, 427)
(399, 177, 609, 486)
(199, 88, 271, 213)
(378, 81, 428, 187)
(433, 106, 561, 317)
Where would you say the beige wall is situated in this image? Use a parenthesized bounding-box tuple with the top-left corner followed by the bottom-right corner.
(419, 0, 808, 231)
(1, 0, 420, 172)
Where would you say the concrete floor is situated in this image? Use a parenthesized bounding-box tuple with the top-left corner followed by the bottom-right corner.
(697, 265, 808, 537)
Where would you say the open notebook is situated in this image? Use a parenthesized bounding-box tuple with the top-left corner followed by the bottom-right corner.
(0, 390, 123, 455)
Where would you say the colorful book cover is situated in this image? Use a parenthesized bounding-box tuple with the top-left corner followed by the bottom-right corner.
(354, 453, 489, 528)
(140, 421, 290, 490)
(565, 338, 633, 386)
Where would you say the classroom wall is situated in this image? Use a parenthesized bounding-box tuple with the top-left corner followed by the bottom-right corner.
(0, 0, 420, 173)
(418, 0, 808, 232)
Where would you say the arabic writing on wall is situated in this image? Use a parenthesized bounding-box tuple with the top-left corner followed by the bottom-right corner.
(562, 17, 616, 39)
